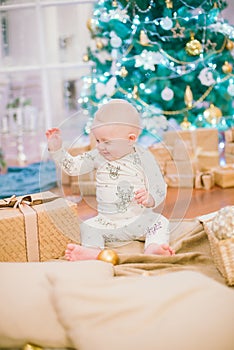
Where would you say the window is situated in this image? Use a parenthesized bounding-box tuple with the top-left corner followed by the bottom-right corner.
(0, 0, 94, 134)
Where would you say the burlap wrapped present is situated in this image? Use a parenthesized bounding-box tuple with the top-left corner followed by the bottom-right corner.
(165, 174, 194, 188)
(225, 142, 234, 155)
(195, 171, 215, 190)
(148, 143, 172, 162)
(196, 151, 220, 171)
(172, 139, 194, 160)
(0, 191, 80, 262)
(214, 165, 234, 188)
(163, 128, 219, 153)
(224, 127, 234, 143)
(165, 159, 198, 176)
(225, 153, 234, 164)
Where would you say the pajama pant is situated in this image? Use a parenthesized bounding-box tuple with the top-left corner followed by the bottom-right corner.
(79, 210, 170, 249)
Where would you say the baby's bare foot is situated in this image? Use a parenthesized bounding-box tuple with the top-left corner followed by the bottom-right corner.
(144, 243, 175, 256)
(65, 243, 101, 261)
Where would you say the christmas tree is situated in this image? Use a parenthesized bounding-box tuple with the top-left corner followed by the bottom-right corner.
(78, 0, 234, 137)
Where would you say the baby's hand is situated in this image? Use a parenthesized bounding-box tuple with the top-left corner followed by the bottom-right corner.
(45, 128, 62, 152)
(135, 188, 155, 208)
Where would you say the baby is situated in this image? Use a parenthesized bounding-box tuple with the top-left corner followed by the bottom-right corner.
(46, 99, 174, 260)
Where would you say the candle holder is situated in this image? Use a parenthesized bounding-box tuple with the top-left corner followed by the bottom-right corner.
(0, 103, 37, 166)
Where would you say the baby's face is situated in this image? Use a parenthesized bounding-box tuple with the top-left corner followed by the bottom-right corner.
(92, 124, 136, 161)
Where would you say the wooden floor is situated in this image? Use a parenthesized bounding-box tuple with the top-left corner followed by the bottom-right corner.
(61, 185, 234, 222)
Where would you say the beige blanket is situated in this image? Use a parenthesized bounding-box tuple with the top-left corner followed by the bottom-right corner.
(111, 219, 227, 285)
(2, 219, 234, 349)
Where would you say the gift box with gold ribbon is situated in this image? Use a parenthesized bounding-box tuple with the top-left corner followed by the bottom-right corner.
(225, 153, 234, 164)
(0, 191, 80, 262)
(225, 142, 234, 155)
(196, 151, 220, 171)
(148, 142, 173, 162)
(224, 127, 234, 143)
(195, 171, 215, 190)
(165, 174, 194, 188)
(214, 165, 234, 188)
(163, 128, 219, 153)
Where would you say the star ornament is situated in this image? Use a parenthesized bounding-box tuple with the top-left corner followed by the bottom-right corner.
(171, 21, 185, 38)
(204, 39, 217, 52)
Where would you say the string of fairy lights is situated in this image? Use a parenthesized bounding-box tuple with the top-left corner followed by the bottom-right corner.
(79, 0, 234, 132)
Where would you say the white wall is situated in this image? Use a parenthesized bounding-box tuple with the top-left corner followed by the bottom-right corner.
(223, 0, 234, 24)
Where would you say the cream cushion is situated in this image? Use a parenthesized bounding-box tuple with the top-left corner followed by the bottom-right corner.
(48, 270, 234, 350)
(0, 261, 113, 347)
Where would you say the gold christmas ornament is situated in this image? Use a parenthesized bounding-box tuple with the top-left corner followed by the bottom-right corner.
(97, 249, 119, 265)
(180, 116, 191, 130)
(222, 61, 233, 74)
(185, 33, 202, 56)
(184, 85, 193, 108)
(226, 39, 234, 51)
(119, 66, 128, 78)
(165, 0, 173, 8)
(82, 54, 89, 62)
(140, 30, 150, 46)
(212, 206, 234, 239)
(112, 0, 118, 6)
(86, 18, 93, 31)
(133, 85, 139, 99)
(203, 103, 222, 124)
(96, 38, 104, 50)
(23, 344, 42, 350)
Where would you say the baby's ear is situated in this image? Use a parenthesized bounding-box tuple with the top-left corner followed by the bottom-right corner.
(128, 133, 137, 142)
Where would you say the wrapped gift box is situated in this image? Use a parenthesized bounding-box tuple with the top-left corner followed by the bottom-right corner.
(195, 171, 215, 190)
(0, 191, 80, 262)
(214, 166, 234, 188)
(224, 127, 234, 143)
(165, 174, 194, 188)
(225, 142, 234, 155)
(149, 143, 172, 162)
(225, 153, 234, 164)
(163, 128, 219, 153)
(172, 139, 194, 160)
(165, 159, 199, 176)
(197, 151, 220, 171)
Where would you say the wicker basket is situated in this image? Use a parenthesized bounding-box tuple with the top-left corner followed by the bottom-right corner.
(204, 220, 234, 286)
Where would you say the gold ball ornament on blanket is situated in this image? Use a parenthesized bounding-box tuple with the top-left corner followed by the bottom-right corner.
(97, 249, 119, 265)
(212, 206, 234, 239)
(23, 344, 42, 350)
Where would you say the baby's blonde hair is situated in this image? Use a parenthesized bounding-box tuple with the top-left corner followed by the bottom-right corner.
(92, 99, 141, 134)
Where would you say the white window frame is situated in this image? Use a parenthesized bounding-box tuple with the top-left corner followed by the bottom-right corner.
(0, 0, 95, 129)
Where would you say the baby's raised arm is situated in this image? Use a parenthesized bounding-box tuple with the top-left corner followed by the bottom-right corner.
(45, 127, 63, 152)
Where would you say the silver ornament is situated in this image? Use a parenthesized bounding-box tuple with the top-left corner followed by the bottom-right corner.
(212, 206, 234, 239)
